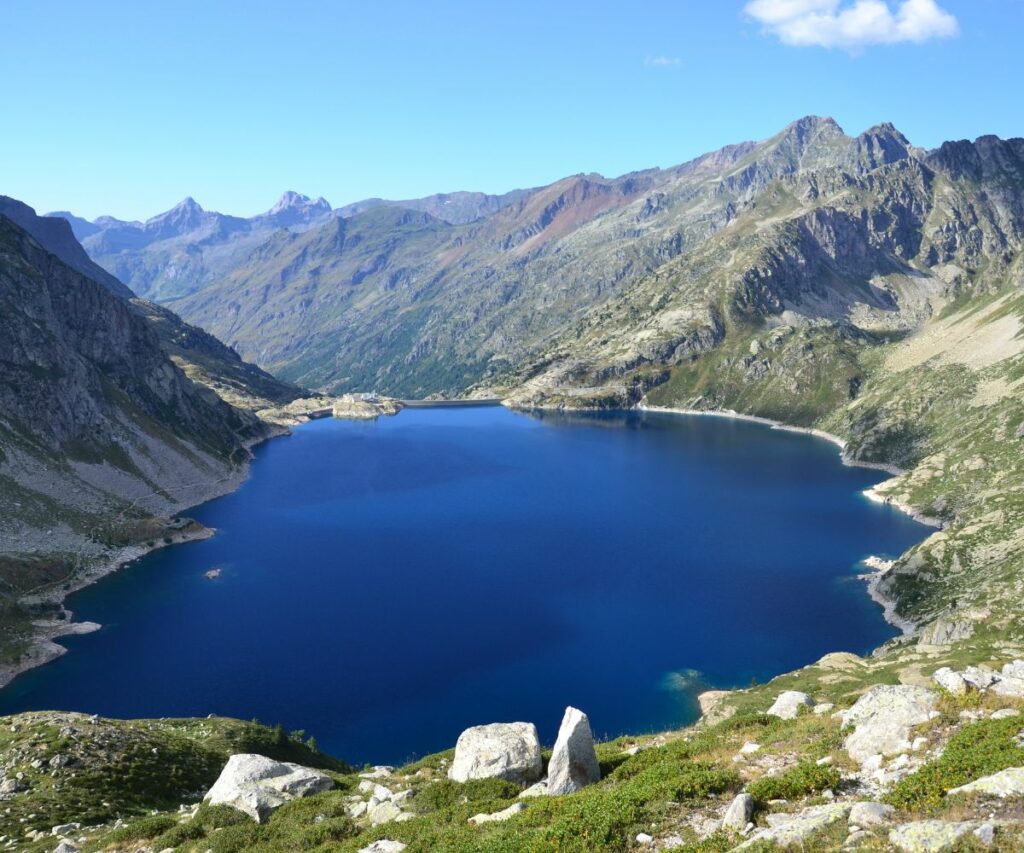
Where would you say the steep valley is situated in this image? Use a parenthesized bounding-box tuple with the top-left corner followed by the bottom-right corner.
(5, 115, 1024, 851)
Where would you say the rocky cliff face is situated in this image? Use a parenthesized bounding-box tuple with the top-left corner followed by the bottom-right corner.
(0, 196, 132, 298)
(0, 210, 301, 672)
(11, 198, 304, 416)
(0, 215, 257, 562)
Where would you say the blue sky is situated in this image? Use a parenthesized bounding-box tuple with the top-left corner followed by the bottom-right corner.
(1, 0, 1020, 220)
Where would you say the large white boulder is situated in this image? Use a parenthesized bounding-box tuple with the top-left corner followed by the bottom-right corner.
(448, 722, 543, 784)
(204, 753, 334, 822)
(767, 691, 815, 720)
(840, 685, 938, 764)
(546, 706, 600, 795)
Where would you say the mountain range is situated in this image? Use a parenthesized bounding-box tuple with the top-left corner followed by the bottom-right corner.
(49, 187, 535, 303)
(50, 117, 1024, 405)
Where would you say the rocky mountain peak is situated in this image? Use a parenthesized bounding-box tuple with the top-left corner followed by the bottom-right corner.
(270, 191, 331, 214)
(849, 122, 914, 170)
(261, 191, 333, 227)
(928, 135, 1024, 183)
(777, 116, 847, 154)
(787, 115, 844, 137)
(174, 195, 202, 211)
(144, 197, 208, 237)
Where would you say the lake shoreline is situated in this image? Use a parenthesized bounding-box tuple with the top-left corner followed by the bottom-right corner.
(635, 403, 942, 638)
(635, 403, 947, 524)
(2, 401, 935, 740)
(0, 425, 287, 690)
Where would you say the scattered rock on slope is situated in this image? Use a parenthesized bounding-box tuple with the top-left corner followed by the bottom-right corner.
(736, 803, 851, 849)
(848, 800, 895, 827)
(840, 685, 938, 764)
(949, 767, 1024, 798)
(546, 706, 601, 795)
(889, 820, 990, 852)
(358, 842, 407, 853)
(722, 792, 754, 832)
(468, 801, 528, 824)
(767, 691, 815, 720)
(204, 753, 334, 822)
(932, 667, 969, 695)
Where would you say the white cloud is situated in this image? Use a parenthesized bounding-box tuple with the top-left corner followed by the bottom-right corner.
(645, 55, 682, 67)
(745, 0, 959, 49)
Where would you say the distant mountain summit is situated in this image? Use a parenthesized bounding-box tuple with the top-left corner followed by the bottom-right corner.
(45, 191, 339, 300)
(144, 196, 222, 240)
(259, 191, 333, 228)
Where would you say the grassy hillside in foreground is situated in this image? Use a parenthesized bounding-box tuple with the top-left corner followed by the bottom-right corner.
(12, 653, 1024, 852)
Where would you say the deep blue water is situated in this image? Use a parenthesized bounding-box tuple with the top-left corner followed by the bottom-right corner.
(0, 407, 929, 765)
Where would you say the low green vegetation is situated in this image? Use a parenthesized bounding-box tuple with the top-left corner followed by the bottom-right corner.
(0, 712, 349, 841)
(886, 713, 1024, 811)
(746, 760, 841, 804)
